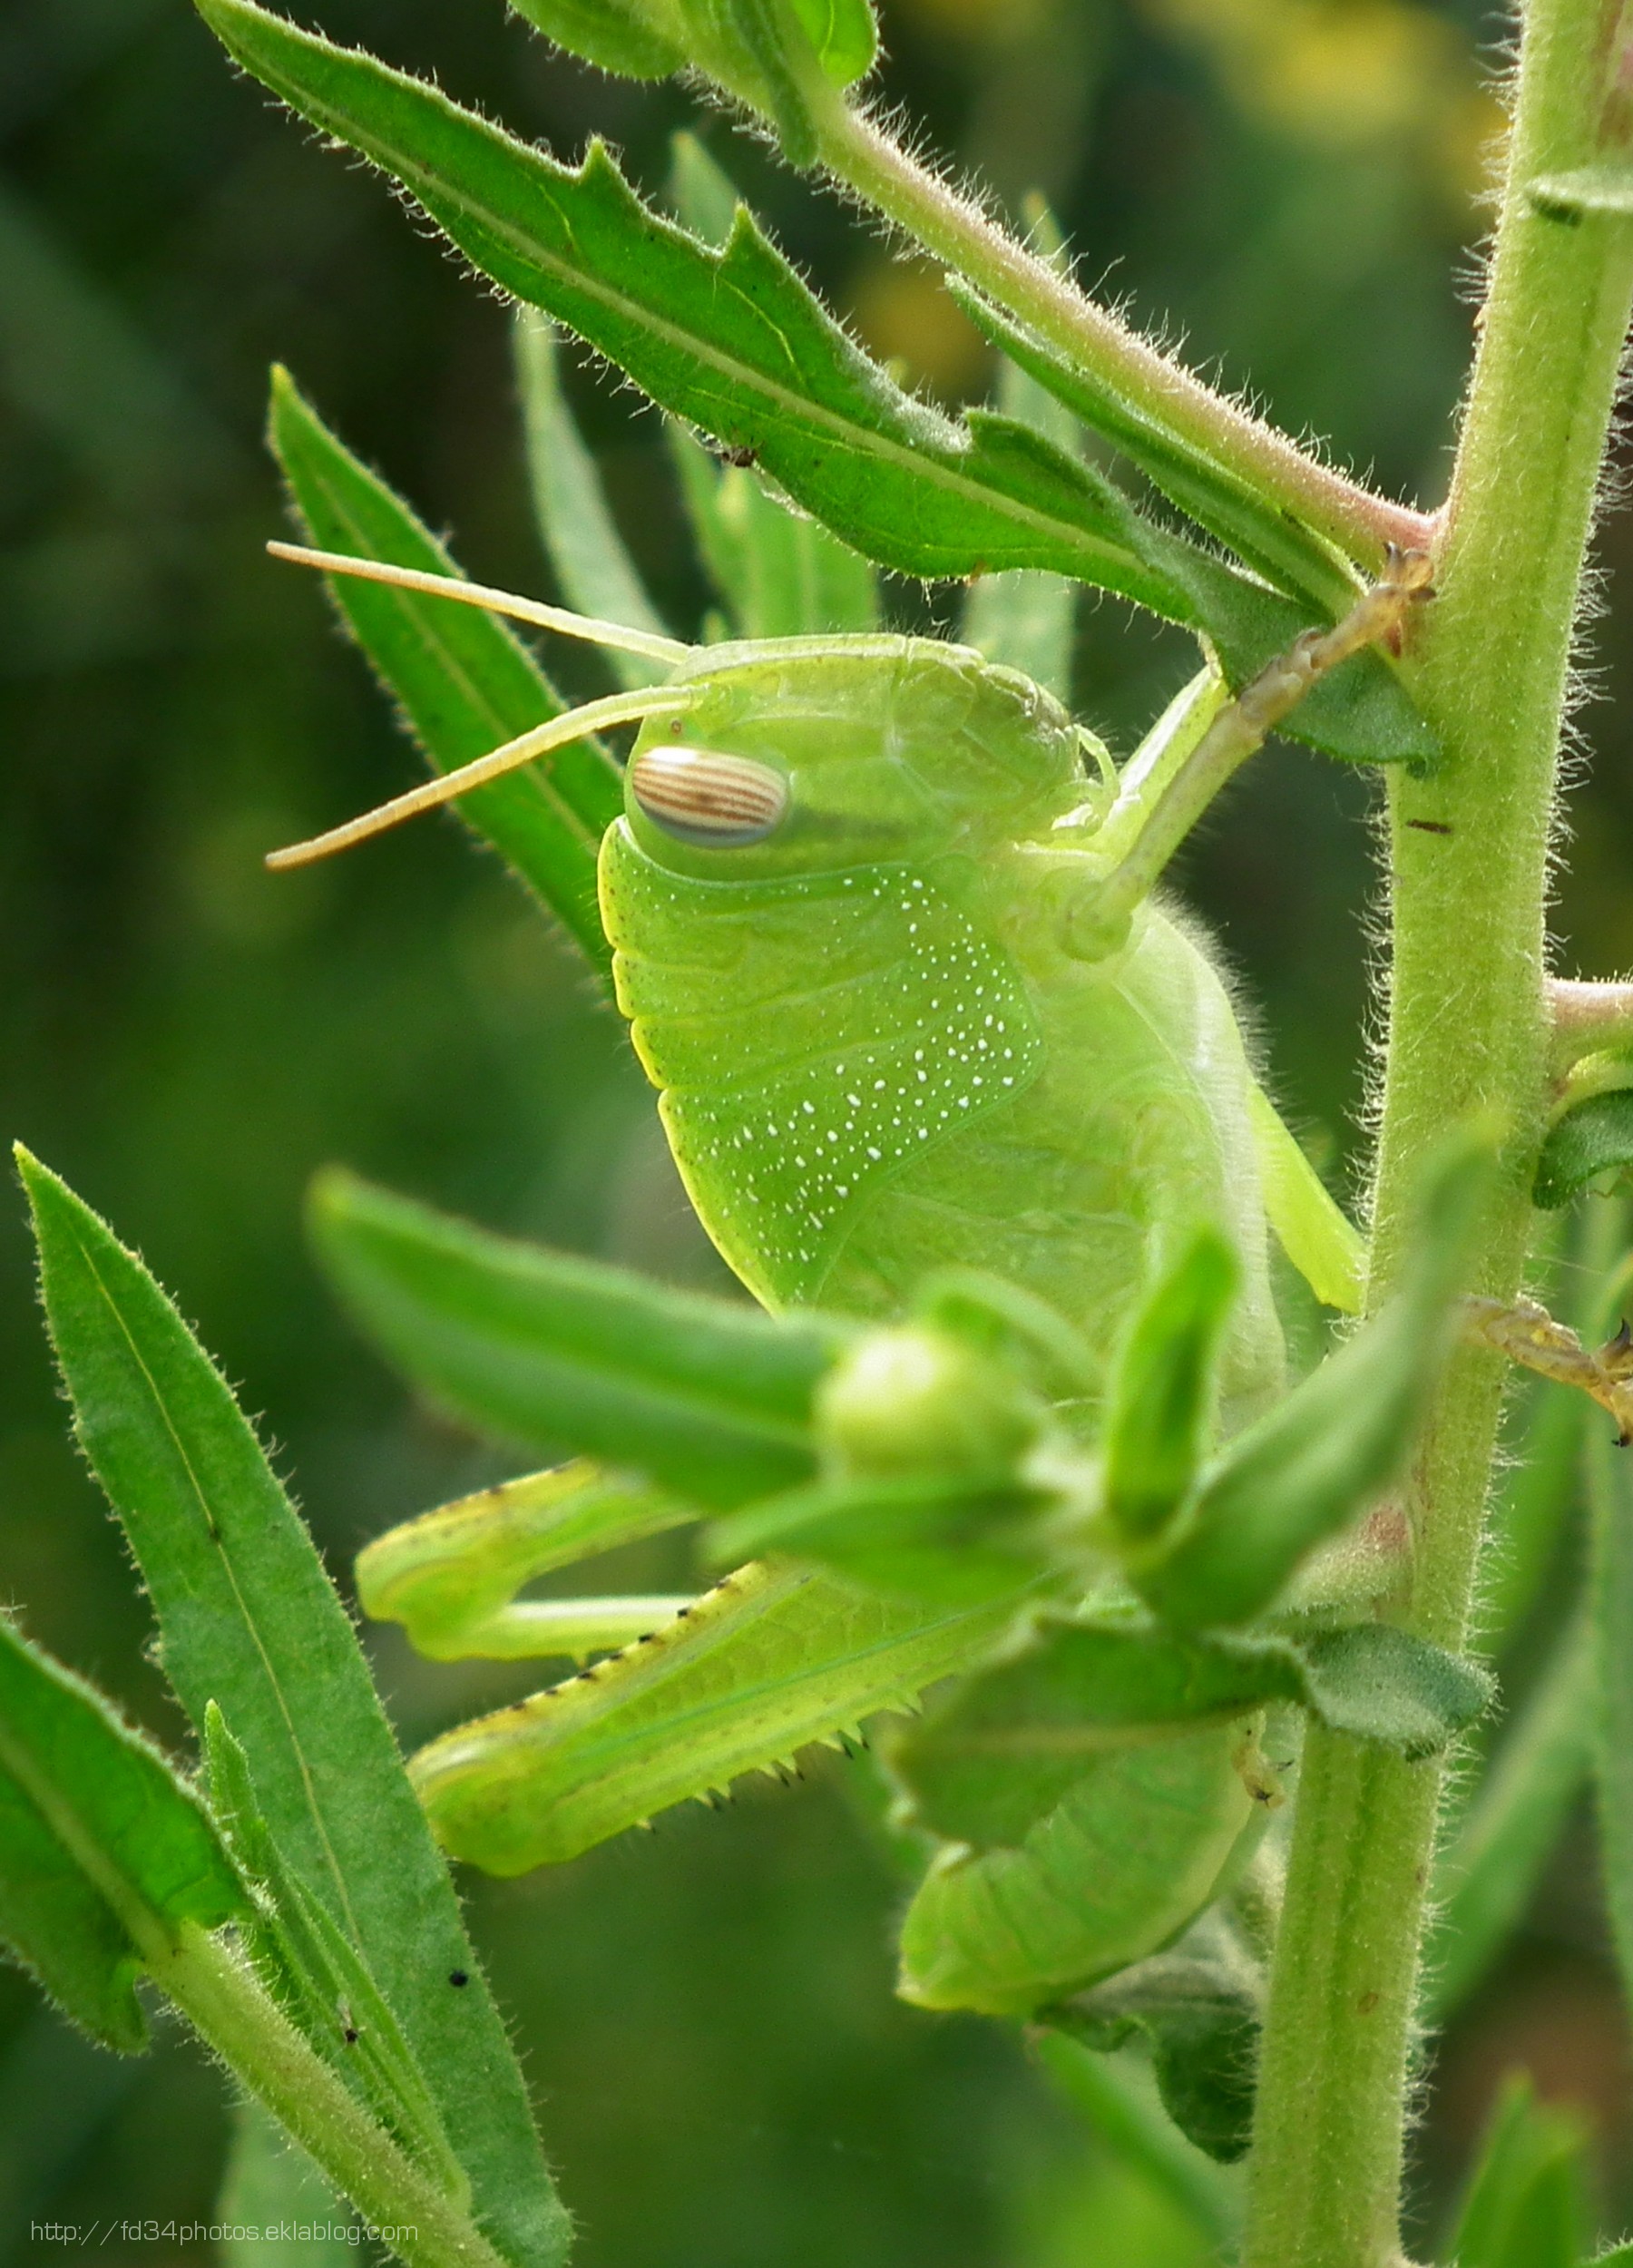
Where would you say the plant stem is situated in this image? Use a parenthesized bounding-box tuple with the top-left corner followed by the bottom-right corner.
(1243, 0, 1633, 2259)
(153, 1926, 508, 2268)
(810, 104, 1433, 570)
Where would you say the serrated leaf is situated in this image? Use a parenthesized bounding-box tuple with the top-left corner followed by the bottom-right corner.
(17, 1149, 566, 2267)
(310, 1168, 849, 1510)
(409, 1559, 1018, 1873)
(1136, 1133, 1490, 1628)
(1444, 2077, 1588, 2268)
(1046, 1912, 1262, 2164)
(0, 1615, 245, 2053)
(268, 364, 621, 983)
(513, 314, 674, 691)
(1103, 1231, 1239, 1548)
(196, 0, 1328, 658)
(894, 1719, 1259, 2017)
(1534, 1080, 1633, 1207)
(358, 1461, 696, 1660)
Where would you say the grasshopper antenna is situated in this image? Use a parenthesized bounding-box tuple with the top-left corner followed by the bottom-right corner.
(268, 541, 693, 669)
(266, 685, 695, 870)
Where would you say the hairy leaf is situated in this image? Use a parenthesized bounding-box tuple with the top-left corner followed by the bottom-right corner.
(0, 1615, 244, 2052)
(409, 1559, 1017, 1872)
(268, 365, 621, 982)
(310, 1168, 847, 1508)
(18, 1149, 566, 2267)
(218, 2103, 353, 2268)
(670, 426, 879, 640)
(358, 1461, 696, 1660)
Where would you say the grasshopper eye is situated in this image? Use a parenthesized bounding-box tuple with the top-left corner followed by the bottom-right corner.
(629, 745, 788, 847)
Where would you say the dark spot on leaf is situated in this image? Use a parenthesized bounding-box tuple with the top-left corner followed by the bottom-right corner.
(449, 1970, 469, 1989)
(1406, 817, 1453, 835)
(1356, 1990, 1380, 2015)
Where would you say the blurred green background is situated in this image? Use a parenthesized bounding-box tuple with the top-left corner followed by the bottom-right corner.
(4, 0, 1632, 2259)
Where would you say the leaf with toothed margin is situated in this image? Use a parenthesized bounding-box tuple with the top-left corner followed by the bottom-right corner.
(406, 1559, 1024, 1874)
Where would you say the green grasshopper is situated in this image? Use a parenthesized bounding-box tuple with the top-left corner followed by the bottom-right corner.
(264, 349, 1460, 2098)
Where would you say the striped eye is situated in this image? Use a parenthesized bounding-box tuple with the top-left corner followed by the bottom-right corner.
(629, 745, 788, 848)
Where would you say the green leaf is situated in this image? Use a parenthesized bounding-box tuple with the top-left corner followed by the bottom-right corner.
(1136, 1134, 1490, 1628)
(508, 0, 683, 79)
(513, 313, 675, 691)
(1103, 1232, 1240, 1548)
(0, 1613, 245, 2053)
(1423, 1613, 1593, 2027)
(205, 1707, 464, 2199)
(309, 1167, 848, 1510)
(199, 0, 1385, 717)
(408, 1559, 1018, 1873)
(1047, 1913, 1262, 2164)
(949, 279, 1356, 616)
(885, 1617, 1485, 1855)
(783, 0, 876, 85)
(267, 364, 620, 984)
(1529, 164, 1633, 218)
(669, 425, 879, 640)
(1443, 2077, 1589, 2268)
(358, 1461, 696, 1660)
(17, 1149, 568, 2268)
(218, 2102, 354, 2268)
(893, 1719, 1260, 2016)
(1534, 1080, 1633, 1207)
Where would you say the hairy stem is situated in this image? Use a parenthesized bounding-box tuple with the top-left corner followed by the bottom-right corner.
(154, 1927, 506, 2268)
(809, 103, 1433, 570)
(1243, 1, 1633, 2261)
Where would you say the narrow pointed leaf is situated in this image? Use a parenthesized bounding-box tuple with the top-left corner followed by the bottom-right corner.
(17, 1149, 566, 2267)
(1137, 1137, 1489, 1628)
(0, 1615, 246, 2052)
(269, 365, 620, 982)
(1444, 2077, 1588, 2268)
(310, 1168, 848, 1509)
(358, 1461, 696, 1660)
(1588, 1379, 1633, 2028)
(1103, 1231, 1239, 1547)
(409, 1559, 1017, 1873)
(513, 314, 674, 690)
